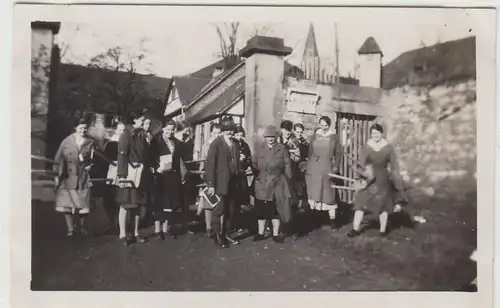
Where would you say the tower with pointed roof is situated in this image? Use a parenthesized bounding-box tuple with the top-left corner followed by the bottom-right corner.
(301, 23, 320, 80)
(357, 36, 383, 88)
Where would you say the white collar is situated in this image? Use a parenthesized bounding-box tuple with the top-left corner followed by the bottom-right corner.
(110, 134, 120, 142)
(367, 138, 388, 152)
(316, 129, 335, 138)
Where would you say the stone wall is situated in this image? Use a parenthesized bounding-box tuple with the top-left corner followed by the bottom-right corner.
(377, 79, 477, 196)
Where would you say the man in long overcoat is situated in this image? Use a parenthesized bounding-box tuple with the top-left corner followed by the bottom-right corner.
(205, 117, 242, 248)
(251, 125, 294, 243)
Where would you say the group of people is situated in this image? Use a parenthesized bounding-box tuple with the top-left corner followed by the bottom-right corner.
(52, 109, 408, 248)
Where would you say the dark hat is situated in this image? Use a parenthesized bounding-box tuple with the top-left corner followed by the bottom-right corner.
(263, 125, 277, 137)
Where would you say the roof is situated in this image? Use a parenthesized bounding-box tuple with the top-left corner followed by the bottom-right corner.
(168, 56, 244, 108)
(183, 58, 381, 124)
(358, 37, 383, 55)
(187, 57, 241, 78)
(331, 83, 383, 103)
(303, 23, 320, 59)
(188, 61, 246, 108)
(382, 36, 476, 89)
(164, 58, 303, 117)
(57, 63, 171, 117)
(172, 76, 212, 106)
(188, 76, 245, 125)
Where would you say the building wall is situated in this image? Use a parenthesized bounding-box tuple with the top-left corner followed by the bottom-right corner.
(377, 79, 477, 197)
(282, 78, 379, 141)
(358, 53, 381, 88)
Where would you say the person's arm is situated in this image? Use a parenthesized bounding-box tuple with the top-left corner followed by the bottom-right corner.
(150, 137, 160, 172)
(84, 141, 95, 170)
(53, 137, 67, 186)
(283, 145, 292, 179)
(199, 143, 209, 172)
(53, 138, 65, 174)
(205, 139, 218, 191)
(332, 134, 343, 174)
(389, 146, 404, 191)
(180, 157, 188, 184)
(117, 130, 130, 179)
(307, 133, 315, 161)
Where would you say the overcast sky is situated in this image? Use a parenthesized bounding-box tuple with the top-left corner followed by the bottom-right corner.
(55, 8, 478, 78)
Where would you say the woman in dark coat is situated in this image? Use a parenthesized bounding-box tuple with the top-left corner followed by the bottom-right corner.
(277, 120, 302, 238)
(176, 120, 196, 233)
(233, 125, 252, 233)
(305, 116, 343, 231)
(89, 121, 126, 234)
(234, 126, 251, 206)
(151, 120, 187, 240)
(115, 110, 153, 245)
(293, 123, 309, 202)
(53, 117, 95, 237)
(347, 124, 408, 237)
(251, 125, 293, 244)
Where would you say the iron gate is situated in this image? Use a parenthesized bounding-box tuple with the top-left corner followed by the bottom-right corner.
(336, 112, 377, 204)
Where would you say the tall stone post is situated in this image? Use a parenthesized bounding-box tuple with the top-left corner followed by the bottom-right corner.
(31, 21, 60, 164)
(239, 36, 292, 153)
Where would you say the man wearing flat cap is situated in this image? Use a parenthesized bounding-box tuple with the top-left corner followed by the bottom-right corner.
(250, 125, 293, 243)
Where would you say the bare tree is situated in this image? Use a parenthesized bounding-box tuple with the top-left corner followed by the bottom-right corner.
(249, 23, 272, 37)
(87, 44, 150, 119)
(213, 22, 277, 70)
(213, 22, 241, 70)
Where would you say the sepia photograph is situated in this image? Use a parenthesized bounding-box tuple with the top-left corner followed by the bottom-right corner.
(12, 2, 497, 306)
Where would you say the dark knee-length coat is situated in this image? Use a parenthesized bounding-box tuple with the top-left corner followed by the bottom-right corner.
(115, 126, 152, 206)
(251, 141, 294, 223)
(151, 134, 187, 211)
(353, 140, 408, 214)
(205, 136, 241, 196)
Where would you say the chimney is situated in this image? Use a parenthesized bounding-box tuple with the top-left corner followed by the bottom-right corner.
(212, 66, 224, 78)
(357, 37, 383, 88)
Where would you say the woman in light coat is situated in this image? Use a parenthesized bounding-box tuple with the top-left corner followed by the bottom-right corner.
(305, 116, 343, 231)
(53, 117, 95, 237)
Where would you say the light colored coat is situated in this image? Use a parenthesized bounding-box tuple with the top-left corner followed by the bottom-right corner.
(54, 133, 95, 190)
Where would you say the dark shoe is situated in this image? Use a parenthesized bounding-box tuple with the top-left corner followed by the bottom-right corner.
(347, 229, 361, 238)
(226, 235, 241, 245)
(253, 234, 265, 242)
(330, 220, 340, 232)
(121, 237, 133, 246)
(155, 232, 165, 241)
(206, 229, 214, 238)
(214, 234, 229, 248)
(135, 235, 148, 243)
(166, 232, 178, 239)
(379, 230, 389, 237)
(272, 235, 285, 244)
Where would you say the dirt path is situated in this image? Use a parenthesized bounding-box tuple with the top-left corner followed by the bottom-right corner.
(31, 190, 476, 292)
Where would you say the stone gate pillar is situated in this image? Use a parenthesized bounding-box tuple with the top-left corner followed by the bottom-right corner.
(31, 21, 60, 163)
(239, 36, 292, 153)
